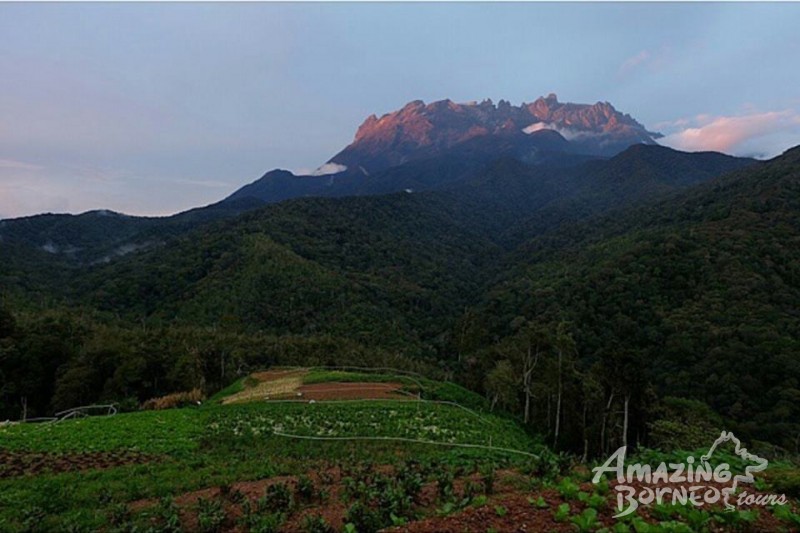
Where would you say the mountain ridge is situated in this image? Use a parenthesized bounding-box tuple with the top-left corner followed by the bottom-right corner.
(328, 93, 661, 174)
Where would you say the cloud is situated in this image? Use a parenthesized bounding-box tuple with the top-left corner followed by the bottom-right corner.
(619, 50, 651, 75)
(292, 162, 348, 176)
(522, 121, 597, 141)
(0, 158, 44, 171)
(618, 46, 672, 78)
(659, 110, 800, 158)
(0, 158, 233, 219)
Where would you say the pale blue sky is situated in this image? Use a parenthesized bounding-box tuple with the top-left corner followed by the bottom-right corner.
(1, 2, 799, 218)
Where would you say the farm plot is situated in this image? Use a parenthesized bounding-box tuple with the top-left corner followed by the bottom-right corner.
(0, 449, 156, 477)
(0, 409, 204, 455)
(219, 367, 416, 404)
(206, 400, 535, 455)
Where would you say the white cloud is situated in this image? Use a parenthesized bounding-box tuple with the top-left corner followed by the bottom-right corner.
(0, 159, 233, 219)
(310, 162, 347, 176)
(619, 50, 651, 75)
(659, 110, 800, 158)
(0, 158, 44, 171)
(618, 46, 671, 77)
(522, 122, 593, 141)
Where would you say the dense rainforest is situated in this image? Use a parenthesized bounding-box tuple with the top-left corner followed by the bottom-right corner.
(1, 143, 798, 459)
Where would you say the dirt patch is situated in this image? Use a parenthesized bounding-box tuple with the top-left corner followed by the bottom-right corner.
(295, 382, 413, 401)
(223, 370, 414, 404)
(389, 477, 793, 533)
(131, 466, 349, 532)
(0, 449, 158, 477)
(128, 465, 796, 533)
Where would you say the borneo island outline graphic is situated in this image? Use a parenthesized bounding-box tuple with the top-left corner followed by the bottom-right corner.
(592, 431, 787, 517)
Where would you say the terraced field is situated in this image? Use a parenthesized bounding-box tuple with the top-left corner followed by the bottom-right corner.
(1, 369, 798, 532)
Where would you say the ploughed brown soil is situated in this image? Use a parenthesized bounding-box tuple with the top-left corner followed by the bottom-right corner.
(128, 466, 796, 532)
(294, 382, 413, 401)
(0, 449, 158, 477)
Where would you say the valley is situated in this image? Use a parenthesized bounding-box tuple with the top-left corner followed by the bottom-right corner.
(2, 95, 800, 531)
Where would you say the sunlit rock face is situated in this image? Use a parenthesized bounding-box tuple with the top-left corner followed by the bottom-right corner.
(329, 94, 661, 173)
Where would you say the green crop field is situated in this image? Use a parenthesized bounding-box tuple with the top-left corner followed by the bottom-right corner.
(0, 371, 549, 532)
(1, 370, 798, 533)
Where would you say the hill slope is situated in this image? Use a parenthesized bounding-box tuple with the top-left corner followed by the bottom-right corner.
(464, 146, 800, 449)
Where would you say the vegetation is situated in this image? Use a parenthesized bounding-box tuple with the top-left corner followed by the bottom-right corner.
(1, 144, 800, 529)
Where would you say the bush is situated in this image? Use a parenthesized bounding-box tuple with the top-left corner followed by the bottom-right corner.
(141, 389, 204, 410)
(648, 397, 723, 451)
(302, 514, 334, 533)
(260, 483, 293, 513)
(297, 475, 316, 502)
(344, 501, 384, 533)
(196, 498, 225, 533)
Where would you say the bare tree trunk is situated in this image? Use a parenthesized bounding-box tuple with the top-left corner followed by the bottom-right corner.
(524, 388, 531, 424)
(553, 347, 562, 449)
(600, 392, 614, 455)
(547, 394, 551, 431)
(21, 396, 27, 422)
(622, 394, 630, 449)
(523, 345, 537, 425)
(581, 399, 589, 462)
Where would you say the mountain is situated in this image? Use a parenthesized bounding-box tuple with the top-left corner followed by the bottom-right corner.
(0, 196, 264, 272)
(223, 94, 661, 205)
(2, 82, 792, 459)
(436, 144, 755, 245)
(328, 93, 660, 174)
(462, 145, 800, 449)
(0, 135, 794, 456)
(0, 145, 754, 281)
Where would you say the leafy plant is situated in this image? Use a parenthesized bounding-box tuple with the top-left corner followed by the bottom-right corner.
(436, 470, 454, 500)
(297, 475, 316, 502)
(302, 514, 334, 533)
(554, 502, 571, 522)
(196, 498, 225, 533)
(771, 503, 800, 526)
(480, 465, 496, 495)
(570, 508, 599, 532)
(344, 501, 383, 533)
(557, 477, 580, 500)
(528, 495, 549, 509)
(260, 483, 293, 513)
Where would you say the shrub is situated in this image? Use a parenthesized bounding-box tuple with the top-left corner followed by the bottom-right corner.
(141, 389, 204, 410)
(296, 475, 316, 502)
(554, 503, 570, 522)
(479, 465, 496, 495)
(557, 477, 580, 500)
(302, 514, 334, 533)
(344, 501, 383, 533)
(260, 483, 293, 512)
(571, 508, 599, 532)
(196, 498, 225, 533)
(436, 470, 454, 500)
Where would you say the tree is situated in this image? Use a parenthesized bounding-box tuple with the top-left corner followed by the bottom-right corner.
(501, 318, 551, 425)
(552, 322, 576, 450)
(485, 360, 518, 412)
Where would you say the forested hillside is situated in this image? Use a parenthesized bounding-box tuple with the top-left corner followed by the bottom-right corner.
(2, 144, 796, 459)
(462, 146, 800, 454)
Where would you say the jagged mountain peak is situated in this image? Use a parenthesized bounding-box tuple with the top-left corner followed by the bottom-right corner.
(330, 95, 661, 173)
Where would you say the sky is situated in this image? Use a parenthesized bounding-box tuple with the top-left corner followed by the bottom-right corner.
(1, 2, 800, 219)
